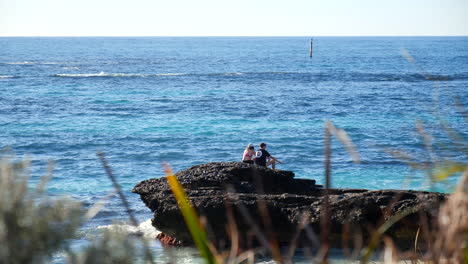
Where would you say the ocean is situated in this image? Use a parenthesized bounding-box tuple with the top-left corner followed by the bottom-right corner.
(1, 37, 467, 262)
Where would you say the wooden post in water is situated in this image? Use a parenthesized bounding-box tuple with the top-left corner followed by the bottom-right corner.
(309, 38, 313, 58)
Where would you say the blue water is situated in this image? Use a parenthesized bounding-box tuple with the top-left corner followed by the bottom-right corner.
(1, 37, 467, 261)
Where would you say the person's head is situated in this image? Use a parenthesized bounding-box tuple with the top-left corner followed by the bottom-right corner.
(246, 143, 255, 151)
(259, 142, 267, 149)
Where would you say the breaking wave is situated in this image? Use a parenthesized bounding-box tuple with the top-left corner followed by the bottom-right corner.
(5, 61, 37, 65)
(96, 219, 160, 239)
(51, 71, 467, 82)
(54, 72, 186, 78)
(5, 61, 60, 65)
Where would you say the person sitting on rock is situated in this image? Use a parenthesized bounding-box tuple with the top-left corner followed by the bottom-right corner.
(255, 142, 282, 169)
(242, 143, 256, 164)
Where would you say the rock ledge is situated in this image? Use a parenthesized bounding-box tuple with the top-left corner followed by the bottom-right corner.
(133, 162, 446, 249)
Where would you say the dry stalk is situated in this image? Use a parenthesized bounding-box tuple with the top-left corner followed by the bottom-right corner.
(431, 169, 468, 263)
(97, 152, 155, 264)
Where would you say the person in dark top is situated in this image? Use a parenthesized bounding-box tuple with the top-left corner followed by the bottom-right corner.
(255, 142, 282, 169)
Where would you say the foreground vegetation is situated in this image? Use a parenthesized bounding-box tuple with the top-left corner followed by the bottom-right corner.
(0, 154, 153, 264)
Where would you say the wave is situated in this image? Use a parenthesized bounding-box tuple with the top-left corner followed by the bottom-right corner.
(53, 71, 259, 78)
(54, 72, 186, 78)
(217, 72, 244, 76)
(96, 219, 160, 239)
(0, 75, 15, 79)
(5, 61, 36, 65)
(155, 73, 185, 76)
(4, 61, 60, 65)
(47, 71, 468, 81)
(4, 61, 70, 65)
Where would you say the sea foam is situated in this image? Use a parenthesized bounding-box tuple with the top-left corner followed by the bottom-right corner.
(54, 72, 186, 77)
(96, 219, 160, 239)
(5, 61, 36, 65)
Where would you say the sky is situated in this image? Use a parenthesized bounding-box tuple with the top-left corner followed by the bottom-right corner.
(1, 0, 467, 36)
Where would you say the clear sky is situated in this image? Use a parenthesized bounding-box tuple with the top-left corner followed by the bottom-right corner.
(1, 0, 467, 36)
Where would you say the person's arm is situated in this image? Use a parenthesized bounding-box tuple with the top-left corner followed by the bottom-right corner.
(270, 156, 283, 164)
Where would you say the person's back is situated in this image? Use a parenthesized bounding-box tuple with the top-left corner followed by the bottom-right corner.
(254, 142, 282, 169)
(242, 144, 256, 164)
(255, 147, 270, 167)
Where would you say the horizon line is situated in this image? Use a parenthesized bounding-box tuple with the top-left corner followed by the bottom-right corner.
(1, 35, 467, 38)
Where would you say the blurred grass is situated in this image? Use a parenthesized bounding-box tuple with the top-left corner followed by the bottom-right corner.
(0, 156, 83, 264)
(0, 153, 154, 264)
(68, 230, 138, 264)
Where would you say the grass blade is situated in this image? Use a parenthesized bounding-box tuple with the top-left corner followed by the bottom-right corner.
(163, 163, 217, 264)
(432, 162, 467, 181)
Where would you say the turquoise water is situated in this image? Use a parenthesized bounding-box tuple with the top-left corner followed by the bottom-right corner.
(1, 37, 467, 262)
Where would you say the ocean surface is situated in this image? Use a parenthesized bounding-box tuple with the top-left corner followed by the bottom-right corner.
(1, 37, 467, 262)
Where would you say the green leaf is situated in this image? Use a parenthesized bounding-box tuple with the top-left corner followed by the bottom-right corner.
(164, 164, 217, 264)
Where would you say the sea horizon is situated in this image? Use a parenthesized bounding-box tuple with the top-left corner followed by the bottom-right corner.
(2, 35, 468, 38)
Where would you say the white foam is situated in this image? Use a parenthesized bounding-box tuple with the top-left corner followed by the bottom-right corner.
(6, 61, 35, 65)
(225, 72, 244, 75)
(96, 219, 160, 239)
(0, 75, 14, 79)
(6, 61, 70, 65)
(55, 72, 107, 77)
(55, 72, 186, 77)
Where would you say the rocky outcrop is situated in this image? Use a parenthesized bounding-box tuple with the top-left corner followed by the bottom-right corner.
(133, 162, 447, 249)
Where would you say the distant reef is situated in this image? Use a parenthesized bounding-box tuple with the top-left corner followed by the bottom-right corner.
(133, 162, 447, 250)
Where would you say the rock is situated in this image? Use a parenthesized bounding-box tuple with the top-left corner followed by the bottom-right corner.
(156, 233, 182, 246)
(132, 162, 447, 250)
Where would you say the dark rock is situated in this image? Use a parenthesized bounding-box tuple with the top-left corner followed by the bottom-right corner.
(133, 162, 447, 250)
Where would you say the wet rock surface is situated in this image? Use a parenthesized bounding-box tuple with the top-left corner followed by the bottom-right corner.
(133, 162, 447, 249)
